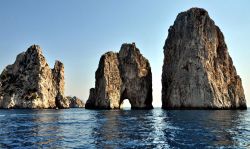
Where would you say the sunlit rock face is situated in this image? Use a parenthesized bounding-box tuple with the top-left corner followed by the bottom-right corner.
(0, 45, 67, 109)
(162, 8, 247, 109)
(86, 43, 153, 109)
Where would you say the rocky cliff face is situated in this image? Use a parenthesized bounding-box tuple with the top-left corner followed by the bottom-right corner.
(0, 45, 67, 109)
(86, 43, 153, 109)
(162, 8, 247, 109)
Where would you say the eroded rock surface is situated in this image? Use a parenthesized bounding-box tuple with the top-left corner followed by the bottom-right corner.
(86, 43, 153, 109)
(67, 96, 85, 108)
(0, 45, 67, 108)
(52, 61, 69, 108)
(162, 8, 247, 109)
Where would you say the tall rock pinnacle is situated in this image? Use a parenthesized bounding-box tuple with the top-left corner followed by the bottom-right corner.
(162, 8, 247, 109)
(86, 43, 153, 109)
(0, 45, 67, 108)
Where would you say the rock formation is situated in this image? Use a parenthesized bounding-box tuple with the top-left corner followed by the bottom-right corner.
(0, 45, 68, 109)
(162, 8, 247, 109)
(52, 61, 69, 108)
(86, 43, 153, 109)
(67, 96, 85, 108)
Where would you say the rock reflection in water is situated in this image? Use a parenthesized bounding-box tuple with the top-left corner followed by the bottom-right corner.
(0, 109, 249, 148)
(0, 110, 62, 148)
(161, 110, 248, 148)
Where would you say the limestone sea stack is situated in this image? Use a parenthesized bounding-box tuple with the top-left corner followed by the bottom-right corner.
(162, 8, 247, 109)
(0, 45, 68, 109)
(86, 43, 153, 109)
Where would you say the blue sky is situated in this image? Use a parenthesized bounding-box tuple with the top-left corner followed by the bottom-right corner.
(0, 0, 249, 107)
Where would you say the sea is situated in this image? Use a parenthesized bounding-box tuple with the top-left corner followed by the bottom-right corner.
(0, 108, 249, 149)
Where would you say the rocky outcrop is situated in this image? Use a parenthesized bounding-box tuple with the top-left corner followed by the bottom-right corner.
(0, 45, 67, 109)
(162, 8, 247, 109)
(67, 96, 85, 108)
(86, 43, 153, 109)
(52, 61, 69, 108)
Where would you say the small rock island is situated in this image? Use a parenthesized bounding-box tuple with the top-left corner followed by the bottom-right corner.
(0, 45, 84, 109)
(85, 43, 153, 109)
(162, 8, 247, 109)
(67, 96, 85, 108)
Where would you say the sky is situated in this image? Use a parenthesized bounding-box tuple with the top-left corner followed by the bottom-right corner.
(0, 0, 249, 107)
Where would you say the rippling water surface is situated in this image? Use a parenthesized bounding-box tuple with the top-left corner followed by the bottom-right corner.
(0, 108, 249, 148)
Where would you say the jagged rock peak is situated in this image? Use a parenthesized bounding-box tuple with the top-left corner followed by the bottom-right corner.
(177, 7, 209, 17)
(0, 45, 67, 109)
(27, 44, 43, 54)
(162, 8, 247, 109)
(86, 43, 153, 109)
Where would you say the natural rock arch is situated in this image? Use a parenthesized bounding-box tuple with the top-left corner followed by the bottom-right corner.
(119, 88, 129, 107)
(120, 98, 131, 109)
(85, 43, 153, 109)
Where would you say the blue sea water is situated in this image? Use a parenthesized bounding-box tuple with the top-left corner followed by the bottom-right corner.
(0, 108, 249, 149)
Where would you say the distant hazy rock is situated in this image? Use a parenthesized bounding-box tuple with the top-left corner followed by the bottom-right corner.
(86, 43, 153, 109)
(0, 45, 67, 109)
(162, 8, 247, 109)
(67, 96, 85, 108)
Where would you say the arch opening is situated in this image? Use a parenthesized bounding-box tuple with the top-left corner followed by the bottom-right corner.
(120, 99, 131, 109)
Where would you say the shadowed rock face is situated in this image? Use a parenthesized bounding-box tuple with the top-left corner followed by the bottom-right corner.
(86, 43, 153, 109)
(0, 45, 67, 109)
(52, 61, 69, 108)
(162, 8, 247, 109)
